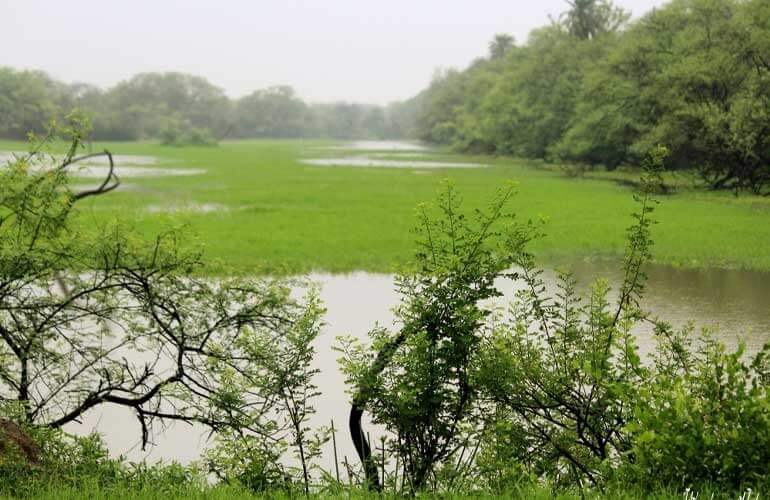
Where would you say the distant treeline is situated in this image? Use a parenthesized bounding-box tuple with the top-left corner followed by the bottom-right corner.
(3, 0, 768, 192)
(413, 0, 770, 194)
(0, 69, 420, 143)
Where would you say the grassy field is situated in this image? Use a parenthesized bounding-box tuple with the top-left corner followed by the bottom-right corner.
(2, 139, 769, 275)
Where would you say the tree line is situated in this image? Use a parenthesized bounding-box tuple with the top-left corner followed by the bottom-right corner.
(413, 0, 770, 194)
(0, 69, 419, 143)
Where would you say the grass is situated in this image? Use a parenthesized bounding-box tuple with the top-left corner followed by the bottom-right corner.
(2, 138, 769, 275)
(0, 481, 727, 500)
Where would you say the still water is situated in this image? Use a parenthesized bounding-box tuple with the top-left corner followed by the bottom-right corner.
(301, 157, 486, 169)
(66, 262, 770, 469)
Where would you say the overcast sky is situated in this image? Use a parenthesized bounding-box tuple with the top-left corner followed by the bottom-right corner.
(1, 0, 667, 104)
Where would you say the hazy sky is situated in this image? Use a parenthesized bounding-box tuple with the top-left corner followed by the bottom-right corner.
(2, 0, 667, 104)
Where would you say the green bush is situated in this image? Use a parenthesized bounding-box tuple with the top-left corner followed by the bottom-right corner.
(625, 335, 770, 491)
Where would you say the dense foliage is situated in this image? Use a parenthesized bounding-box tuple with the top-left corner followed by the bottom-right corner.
(0, 69, 418, 143)
(414, 0, 770, 194)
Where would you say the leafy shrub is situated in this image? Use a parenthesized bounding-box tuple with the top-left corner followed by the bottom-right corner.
(625, 334, 770, 491)
(204, 432, 288, 493)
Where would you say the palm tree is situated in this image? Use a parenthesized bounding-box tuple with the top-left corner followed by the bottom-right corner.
(488, 33, 515, 60)
(561, 0, 630, 40)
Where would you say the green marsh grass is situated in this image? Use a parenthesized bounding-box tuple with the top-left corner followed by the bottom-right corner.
(1, 139, 768, 275)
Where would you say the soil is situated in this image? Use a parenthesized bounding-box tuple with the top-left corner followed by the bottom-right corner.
(0, 419, 40, 464)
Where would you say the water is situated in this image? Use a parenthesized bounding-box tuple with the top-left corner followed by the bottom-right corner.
(326, 141, 429, 152)
(305, 140, 487, 169)
(145, 202, 229, 214)
(0, 151, 159, 167)
(8, 140, 769, 470)
(302, 157, 486, 169)
(65, 263, 770, 469)
(0, 151, 205, 178)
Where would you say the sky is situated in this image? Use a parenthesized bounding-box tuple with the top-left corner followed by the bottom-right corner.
(1, 0, 667, 104)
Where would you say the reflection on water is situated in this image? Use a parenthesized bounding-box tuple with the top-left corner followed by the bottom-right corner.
(67, 263, 770, 469)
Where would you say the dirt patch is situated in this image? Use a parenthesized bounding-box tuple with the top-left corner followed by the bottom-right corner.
(0, 419, 40, 464)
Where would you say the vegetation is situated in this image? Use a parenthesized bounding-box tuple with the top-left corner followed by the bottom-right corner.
(0, 69, 416, 143)
(0, 128, 768, 498)
(4, 0, 768, 191)
(414, 0, 770, 194)
(337, 149, 770, 496)
(2, 1, 770, 498)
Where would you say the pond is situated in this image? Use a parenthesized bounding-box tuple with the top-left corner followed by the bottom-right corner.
(65, 262, 770, 469)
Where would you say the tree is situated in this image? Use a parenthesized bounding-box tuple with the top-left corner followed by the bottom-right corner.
(0, 68, 68, 139)
(415, 68, 470, 144)
(234, 86, 309, 138)
(92, 72, 229, 140)
(0, 116, 324, 478)
(472, 148, 673, 489)
(0, 66, 416, 142)
(557, 0, 770, 190)
(488, 34, 515, 60)
(559, 0, 630, 40)
(478, 26, 607, 158)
